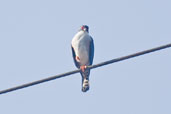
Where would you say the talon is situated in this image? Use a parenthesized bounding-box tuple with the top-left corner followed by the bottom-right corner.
(80, 66, 87, 72)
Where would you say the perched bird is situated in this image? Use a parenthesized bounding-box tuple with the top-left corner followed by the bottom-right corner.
(71, 25, 94, 92)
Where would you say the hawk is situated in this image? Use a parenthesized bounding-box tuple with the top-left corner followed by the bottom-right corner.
(71, 25, 94, 92)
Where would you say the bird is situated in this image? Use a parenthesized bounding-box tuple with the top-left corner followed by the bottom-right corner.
(71, 25, 94, 92)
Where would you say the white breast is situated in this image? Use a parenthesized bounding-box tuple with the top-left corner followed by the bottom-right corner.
(72, 31, 91, 66)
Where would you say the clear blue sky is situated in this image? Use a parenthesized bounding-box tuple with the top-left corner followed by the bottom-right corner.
(0, 0, 171, 114)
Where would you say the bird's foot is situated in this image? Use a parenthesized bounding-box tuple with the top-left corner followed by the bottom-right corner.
(80, 65, 87, 72)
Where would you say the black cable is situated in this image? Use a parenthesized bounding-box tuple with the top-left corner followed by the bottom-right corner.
(0, 43, 171, 95)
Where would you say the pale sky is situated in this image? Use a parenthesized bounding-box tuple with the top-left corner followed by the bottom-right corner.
(0, 0, 171, 114)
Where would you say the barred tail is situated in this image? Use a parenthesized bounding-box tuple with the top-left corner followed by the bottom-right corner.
(80, 69, 90, 92)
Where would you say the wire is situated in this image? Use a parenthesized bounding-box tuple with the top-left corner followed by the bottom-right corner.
(89, 43, 171, 69)
(0, 43, 171, 95)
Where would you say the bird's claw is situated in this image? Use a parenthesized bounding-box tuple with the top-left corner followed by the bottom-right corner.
(80, 66, 87, 72)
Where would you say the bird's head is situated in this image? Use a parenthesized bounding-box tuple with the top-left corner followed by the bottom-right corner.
(80, 25, 89, 33)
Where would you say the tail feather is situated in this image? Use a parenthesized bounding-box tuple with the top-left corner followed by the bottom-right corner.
(81, 69, 90, 92)
(82, 79, 89, 92)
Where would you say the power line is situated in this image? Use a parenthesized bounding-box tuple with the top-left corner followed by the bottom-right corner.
(0, 43, 171, 95)
(89, 43, 171, 69)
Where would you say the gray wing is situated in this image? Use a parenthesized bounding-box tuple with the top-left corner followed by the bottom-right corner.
(89, 37, 94, 65)
(71, 46, 80, 68)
